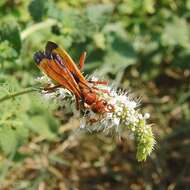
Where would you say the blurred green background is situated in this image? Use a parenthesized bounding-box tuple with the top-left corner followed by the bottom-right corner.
(0, 0, 190, 189)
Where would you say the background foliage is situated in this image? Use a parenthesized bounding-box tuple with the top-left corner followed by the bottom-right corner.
(0, 0, 190, 189)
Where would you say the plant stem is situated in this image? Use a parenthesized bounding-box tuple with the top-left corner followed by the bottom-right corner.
(0, 88, 37, 103)
(21, 19, 57, 40)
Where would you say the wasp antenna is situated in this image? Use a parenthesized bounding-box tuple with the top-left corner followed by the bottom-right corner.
(33, 51, 45, 65)
(45, 41, 58, 56)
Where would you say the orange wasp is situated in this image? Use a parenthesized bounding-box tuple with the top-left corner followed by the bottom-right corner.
(33, 41, 114, 114)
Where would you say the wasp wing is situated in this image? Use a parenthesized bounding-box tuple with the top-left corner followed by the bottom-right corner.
(45, 41, 89, 87)
(34, 51, 82, 99)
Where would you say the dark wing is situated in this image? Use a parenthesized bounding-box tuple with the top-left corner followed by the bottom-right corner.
(33, 51, 82, 98)
(45, 41, 89, 87)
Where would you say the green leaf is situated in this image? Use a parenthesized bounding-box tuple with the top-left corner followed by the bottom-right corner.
(86, 4, 114, 26)
(0, 41, 18, 62)
(29, 116, 57, 140)
(144, 0, 155, 14)
(28, 0, 48, 22)
(0, 0, 6, 7)
(104, 34, 136, 73)
(0, 127, 17, 155)
(46, 1, 64, 21)
(0, 19, 21, 54)
(93, 33, 106, 49)
(161, 17, 189, 48)
(15, 125, 29, 145)
(187, 0, 190, 10)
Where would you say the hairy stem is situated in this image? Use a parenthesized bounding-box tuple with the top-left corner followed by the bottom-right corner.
(0, 88, 37, 103)
(21, 19, 57, 40)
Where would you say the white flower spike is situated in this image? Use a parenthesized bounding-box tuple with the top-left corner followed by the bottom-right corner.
(36, 74, 155, 161)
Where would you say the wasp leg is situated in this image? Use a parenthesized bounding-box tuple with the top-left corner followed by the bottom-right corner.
(92, 86, 109, 94)
(78, 51, 86, 70)
(75, 96, 80, 110)
(43, 84, 62, 92)
(88, 81, 108, 85)
(88, 114, 104, 124)
(88, 80, 109, 94)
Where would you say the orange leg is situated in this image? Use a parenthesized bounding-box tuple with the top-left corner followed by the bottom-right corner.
(78, 51, 86, 70)
(92, 87, 109, 94)
(88, 80, 108, 85)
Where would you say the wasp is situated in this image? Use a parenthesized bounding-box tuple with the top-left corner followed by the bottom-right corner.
(33, 41, 114, 114)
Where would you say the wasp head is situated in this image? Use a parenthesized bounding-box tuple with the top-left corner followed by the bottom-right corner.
(33, 51, 46, 65)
